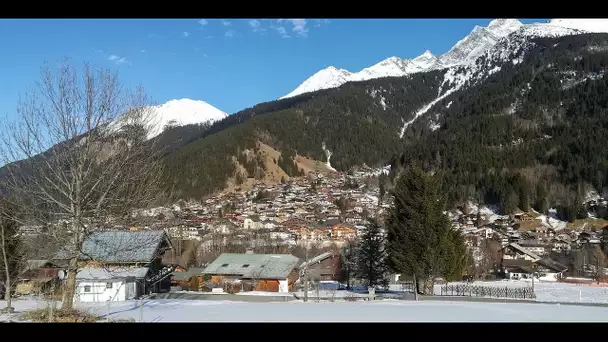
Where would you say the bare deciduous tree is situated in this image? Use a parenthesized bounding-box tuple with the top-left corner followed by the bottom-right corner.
(0, 201, 24, 312)
(0, 60, 165, 310)
(592, 245, 607, 283)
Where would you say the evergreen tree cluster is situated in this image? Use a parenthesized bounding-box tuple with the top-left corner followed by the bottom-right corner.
(388, 33, 608, 214)
(385, 165, 468, 294)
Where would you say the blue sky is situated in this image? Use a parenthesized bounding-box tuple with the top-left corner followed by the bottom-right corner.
(0, 18, 546, 116)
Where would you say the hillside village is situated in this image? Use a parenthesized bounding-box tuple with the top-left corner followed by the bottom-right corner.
(8, 164, 608, 306)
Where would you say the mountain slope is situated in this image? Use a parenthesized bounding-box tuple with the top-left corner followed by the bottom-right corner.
(164, 32, 608, 217)
(280, 18, 604, 100)
(165, 70, 445, 198)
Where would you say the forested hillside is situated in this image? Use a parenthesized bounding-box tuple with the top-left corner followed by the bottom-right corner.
(388, 33, 608, 217)
(163, 70, 445, 198)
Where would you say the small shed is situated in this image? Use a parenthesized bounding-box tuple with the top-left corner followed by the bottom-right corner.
(74, 267, 149, 302)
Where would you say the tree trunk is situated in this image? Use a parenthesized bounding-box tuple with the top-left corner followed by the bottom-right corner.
(1, 228, 13, 310)
(417, 276, 434, 295)
(61, 257, 78, 310)
(3, 278, 11, 310)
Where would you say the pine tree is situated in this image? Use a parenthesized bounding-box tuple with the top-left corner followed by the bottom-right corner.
(339, 241, 357, 289)
(355, 219, 389, 288)
(385, 165, 467, 295)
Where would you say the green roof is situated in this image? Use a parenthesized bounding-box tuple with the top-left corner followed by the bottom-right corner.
(201, 253, 299, 280)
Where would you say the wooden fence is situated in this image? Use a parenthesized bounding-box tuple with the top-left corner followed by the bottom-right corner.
(439, 284, 536, 299)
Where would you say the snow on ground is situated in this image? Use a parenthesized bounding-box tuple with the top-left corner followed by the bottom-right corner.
(237, 291, 294, 297)
(2, 298, 608, 322)
(427, 280, 608, 304)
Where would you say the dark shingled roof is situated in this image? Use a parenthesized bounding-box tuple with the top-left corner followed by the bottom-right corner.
(54, 230, 171, 263)
(535, 258, 569, 273)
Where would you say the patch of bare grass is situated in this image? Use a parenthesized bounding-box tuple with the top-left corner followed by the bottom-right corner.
(21, 307, 102, 323)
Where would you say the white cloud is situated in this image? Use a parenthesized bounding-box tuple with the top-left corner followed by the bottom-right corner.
(249, 19, 266, 34)
(140, 49, 147, 53)
(275, 19, 308, 37)
(315, 19, 331, 27)
(206, 35, 214, 39)
(249, 19, 260, 29)
(182, 31, 190, 37)
(108, 54, 128, 65)
(289, 19, 308, 36)
(198, 19, 208, 26)
(221, 19, 232, 26)
(203, 53, 208, 58)
(225, 30, 235, 38)
(272, 24, 290, 38)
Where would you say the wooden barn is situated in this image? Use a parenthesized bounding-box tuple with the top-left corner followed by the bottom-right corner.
(15, 260, 68, 297)
(201, 252, 300, 293)
(53, 230, 174, 302)
(298, 251, 341, 282)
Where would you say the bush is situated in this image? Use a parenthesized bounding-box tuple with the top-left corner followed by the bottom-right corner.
(21, 307, 101, 323)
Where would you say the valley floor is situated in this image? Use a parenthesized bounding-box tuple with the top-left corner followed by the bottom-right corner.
(2, 298, 608, 322)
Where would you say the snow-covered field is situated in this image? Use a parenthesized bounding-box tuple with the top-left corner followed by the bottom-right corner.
(2, 298, 608, 322)
(427, 280, 608, 304)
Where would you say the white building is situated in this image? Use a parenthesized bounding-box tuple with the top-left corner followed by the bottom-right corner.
(244, 216, 264, 230)
(74, 267, 149, 302)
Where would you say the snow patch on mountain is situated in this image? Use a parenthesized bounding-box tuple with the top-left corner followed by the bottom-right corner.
(321, 142, 337, 172)
(399, 67, 469, 138)
(549, 19, 608, 33)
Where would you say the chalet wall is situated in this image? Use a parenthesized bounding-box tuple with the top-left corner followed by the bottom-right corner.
(255, 280, 280, 292)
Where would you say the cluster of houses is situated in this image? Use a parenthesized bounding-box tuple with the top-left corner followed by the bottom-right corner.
(452, 202, 608, 281)
(13, 229, 342, 301)
(127, 170, 386, 248)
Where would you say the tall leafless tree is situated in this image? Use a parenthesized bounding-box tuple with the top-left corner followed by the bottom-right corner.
(592, 245, 607, 283)
(0, 201, 24, 312)
(0, 60, 165, 310)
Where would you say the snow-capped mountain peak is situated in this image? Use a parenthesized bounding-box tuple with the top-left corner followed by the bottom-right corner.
(145, 98, 228, 139)
(487, 19, 524, 37)
(439, 19, 523, 67)
(411, 50, 439, 68)
(279, 66, 353, 99)
(280, 18, 608, 100)
(106, 98, 227, 140)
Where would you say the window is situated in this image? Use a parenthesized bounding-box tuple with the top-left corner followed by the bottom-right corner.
(84, 285, 91, 293)
(106, 282, 113, 289)
(242, 264, 250, 268)
(221, 263, 229, 267)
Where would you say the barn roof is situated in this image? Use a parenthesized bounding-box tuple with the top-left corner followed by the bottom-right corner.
(201, 253, 299, 280)
(54, 230, 171, 263)
(76, 267, 149, 280)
